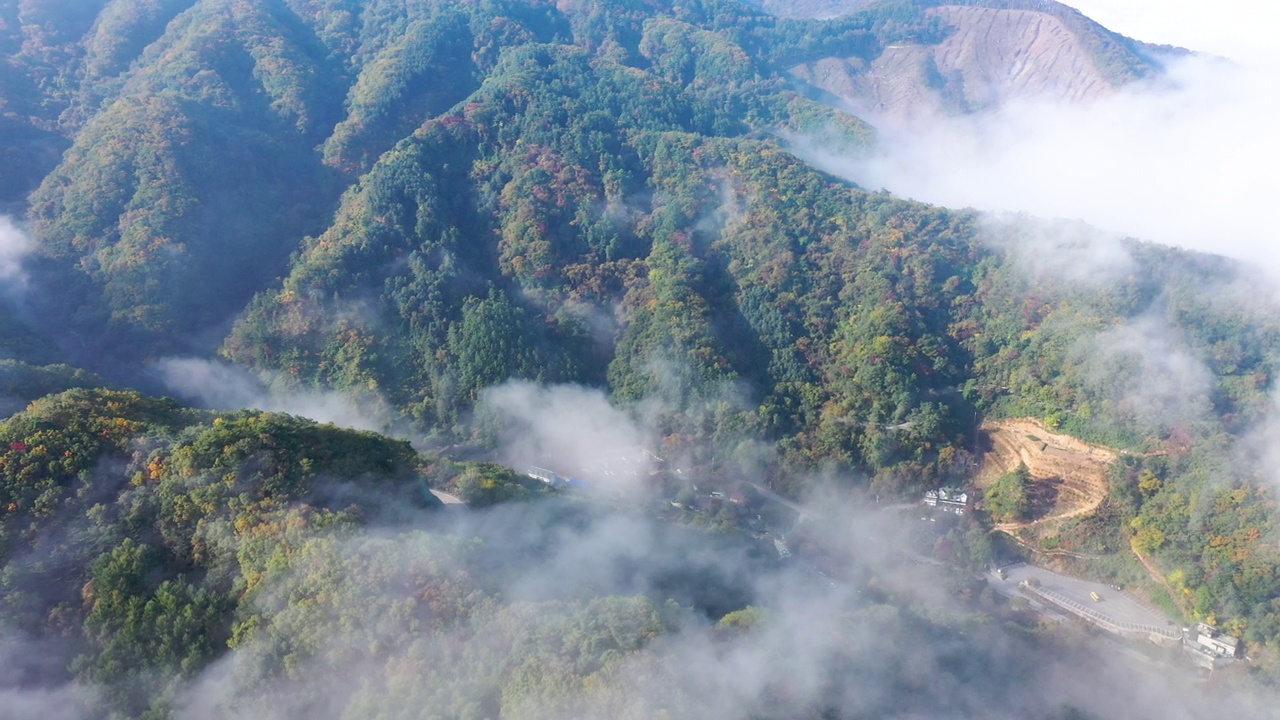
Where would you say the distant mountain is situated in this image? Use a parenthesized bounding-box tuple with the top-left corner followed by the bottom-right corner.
(767, 0, 1175, 118)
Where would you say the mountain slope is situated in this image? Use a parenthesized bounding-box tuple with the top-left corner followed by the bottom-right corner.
(22, 0, 348, 358)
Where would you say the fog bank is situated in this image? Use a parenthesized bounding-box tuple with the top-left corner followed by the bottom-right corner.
(818, 50, 1280, 277)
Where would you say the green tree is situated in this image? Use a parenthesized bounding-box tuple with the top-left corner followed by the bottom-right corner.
(449, 289, 538, 402)
(985, 463, 1032, 522)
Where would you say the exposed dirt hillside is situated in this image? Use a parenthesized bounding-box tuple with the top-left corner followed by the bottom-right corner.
(978, 418, 1115, 530)
(790, 4, 1139, 119)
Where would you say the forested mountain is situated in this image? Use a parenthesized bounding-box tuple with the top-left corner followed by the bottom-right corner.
(2, 0, 1280, 717)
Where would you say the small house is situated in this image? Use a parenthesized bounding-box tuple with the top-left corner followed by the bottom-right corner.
(527, 466, 567, 487)
(924, 487, 969, 515)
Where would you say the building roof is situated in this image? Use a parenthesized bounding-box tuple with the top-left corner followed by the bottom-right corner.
(926, 487, 969, 504)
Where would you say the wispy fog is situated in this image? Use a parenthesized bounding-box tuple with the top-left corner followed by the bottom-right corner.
(789, 0, 1280, 481)
(126, 500, 1280, 719)
(0, 629, 96, 720)
(1086, 314, 1214, 430)
(979, 214, 1133, 285)
(812, 47, 1280, 276)
(0, 215, 32, 292)
(155, 357, 392, 432)
(477, 381, 656, 496)
(2, 374, 1275, 719)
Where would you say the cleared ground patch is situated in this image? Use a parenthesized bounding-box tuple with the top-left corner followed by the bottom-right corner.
(978, 418, 1115, 532)
(789, 5, 1121, 119)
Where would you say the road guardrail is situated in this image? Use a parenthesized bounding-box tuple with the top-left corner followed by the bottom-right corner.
(1020, 583, 1180, 640)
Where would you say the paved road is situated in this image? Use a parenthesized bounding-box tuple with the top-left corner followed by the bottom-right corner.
(985, 572, 1070, 622)
(744, 481, 810, 518)
(742, 485, 916, 519)
(997, 563, 1175, 630)
(431, 489, 466, 505)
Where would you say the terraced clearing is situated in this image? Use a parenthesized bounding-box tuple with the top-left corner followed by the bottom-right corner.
(978, 418, 1115, 533)
(791, 4, 1121, 119)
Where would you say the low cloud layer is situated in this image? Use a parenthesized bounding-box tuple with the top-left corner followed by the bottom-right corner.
(107, 500, 1280, 719)
(3, 373, 1277, 720)
(794, 2, 1280, 481)
(1066, 0, 1272, 66)
(155, 357, 392, 432)
(818, 50, 1280, 277)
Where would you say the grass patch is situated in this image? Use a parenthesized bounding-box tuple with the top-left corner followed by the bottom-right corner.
(1147, 586, 1183, 623)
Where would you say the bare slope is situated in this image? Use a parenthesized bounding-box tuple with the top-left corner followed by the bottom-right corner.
(790, 3, 1156, 119)
(979, 418, 1115, 530)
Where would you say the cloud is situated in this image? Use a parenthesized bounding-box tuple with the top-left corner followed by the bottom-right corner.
(810, 51, 1280, 279)
(0, 215, 33, 292)
(0, 685, 95, 720)
(0, 629, 98, 720)
(1243, 387, 1280, 495)
(154, 357, 393, 432)
(692, 174, 749, 238)
(1086, 314, 1213, 431)
(2, 407, 1273, 720)
(476, 380, 657, 496)
(978, 213, 1134, 286)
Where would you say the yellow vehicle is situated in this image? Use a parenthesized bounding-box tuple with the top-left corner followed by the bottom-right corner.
(1090, 591, 1102, 602)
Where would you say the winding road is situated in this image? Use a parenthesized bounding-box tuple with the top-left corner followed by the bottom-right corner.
(431, 489, 465, 505)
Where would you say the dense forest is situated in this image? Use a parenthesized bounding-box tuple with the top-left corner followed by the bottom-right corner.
(2, 0, 1280, 717)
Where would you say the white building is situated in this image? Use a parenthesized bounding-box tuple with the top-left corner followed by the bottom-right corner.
(1193, 623, 1239, 658)
(924, 487, 969, 515)
(527, 466, 566, 487)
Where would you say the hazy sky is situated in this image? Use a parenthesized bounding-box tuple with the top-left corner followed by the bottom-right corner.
(834, 0, 1280, 277)
(1064, 0, 1274, 63)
